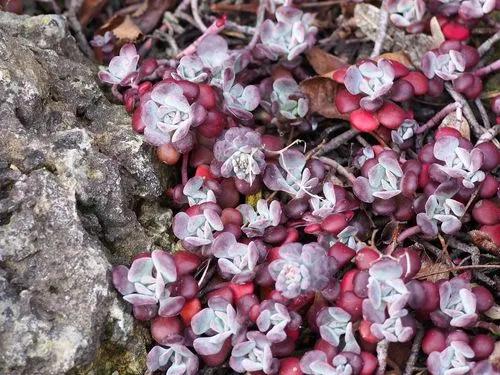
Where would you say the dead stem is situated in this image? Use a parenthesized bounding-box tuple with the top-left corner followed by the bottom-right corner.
(403, 324, 424, 375)
(191, 0, 208, 31)
(317, 156, 357, 184)
(66, 0, 94, 58)
(317, 129, 360, 156)
(376, 340, 389, 375)
(445, 83, 486, 139)
(478, 31, 500, 57)
(246, 0, 267, 51)
(370, 0, 389, 58)
(475, 98, 491, 128)
(416, 102, 460, 134)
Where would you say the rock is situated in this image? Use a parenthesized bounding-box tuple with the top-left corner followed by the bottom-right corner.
(0, 12, 172, 374)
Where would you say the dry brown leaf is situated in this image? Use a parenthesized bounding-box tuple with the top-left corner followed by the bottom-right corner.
(484, 305, 500, 320)
(78, 0, 108, 26)
(354, 3, 434, 66)
(306, 47, 348, 75)
(416, 256, 450, 282)
(108, 15, 143, 43)
(439, 111, 470, 140)
(430, 16, 445, 48)
(378, 52, 413, 68)
(299, 77, 349, 120)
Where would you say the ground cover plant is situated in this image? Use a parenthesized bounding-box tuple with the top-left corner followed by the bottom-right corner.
(5, 0, 500, 374)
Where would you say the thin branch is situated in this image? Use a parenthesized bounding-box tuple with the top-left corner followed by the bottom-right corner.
(376, 340, 389, 375)
(66, 0, 94, 58)
(191, 0, 208, 31)
(477, 124, 500, 143)
(397, 225, 421, 244)
(475, 98, 491, 129)
(404, 324, 424, 375)
(370, 0, 389, 58)
(474, 59, 500, 77)
(478, 31, 500, 57)
(246, 0, 266, 51)
(445, 83, 486, 139)
(317, 129, 360, 156)
(416, 102, 460, 134)
(318, 157, 357, 184)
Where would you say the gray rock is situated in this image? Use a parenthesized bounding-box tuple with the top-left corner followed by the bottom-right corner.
(0, 12, 172, 375)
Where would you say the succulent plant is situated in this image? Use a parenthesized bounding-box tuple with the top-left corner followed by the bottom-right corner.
(437, 278, 478, 327)
(416, 184, 466, 237)
(430, 136, 485, 189)
(147, 344, 199, 374)
(391, 119, 418, 146)
(229, 331, 279, 374)
(98, 43, 139, 85)
(90, 31, 115, 53)
(387, 0, 426, 32)
(268, 242, 336, 298)
(344, 59, 395, 101)
(422, 50, 465, 81)
(192, 297, 244, 355)
(173, 207, 224, 253)
(142, 82, 206, 150)
(427, 341, 475, 375)
(237, 199, 282, 237)
(256, 300, 301, 343)
(459, 0, 496, 19)
(197, 34, 231, 77)
(222, 68, 261, 120)
(183, 176, 217, 206)
(264, 149, 319, 198)
(316, 307, 352, 346)
(112, 251, 182, 317)
(212, 232, 261, 283)
(353, 153, 404, 202)
(371, 308, 415, 342)
(308, 182, 338, 219)
(258, 6, 317, 60)
(270, 77, 309, 121)
(363, 257, 410, 323)
(212, 127, 266, 184)
(175, 55, 208, 83)
(301, 351, 362, 375)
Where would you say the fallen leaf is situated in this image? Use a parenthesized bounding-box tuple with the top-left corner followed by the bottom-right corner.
(430, 17, 445, 48)
(416, 255, 450, 282)
(439, 111, 470, 140)
(110, 15, 143, 43)
(78, 0, 108, 26)
(354, 3, 434, 66)
(484, 305, 500, 320)
(299, 77, 349, 120)
(490, 342, 500, 369)
(306, 47, 348, 75)
(132, 0, 175, 34)
(378, 51, 413, 68)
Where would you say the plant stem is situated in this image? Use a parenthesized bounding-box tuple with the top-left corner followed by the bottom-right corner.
(176, 17, 226, 58)
(191, 0, 207, 31)
(376, 340, 389, 375)
(474, 59, 500, 77)
(475, 98, 491, 128)
(182, 152, 189, 185)
(246, 0, 267, 51)
(317, 129, 359, 156)
(416, 102, 460, 134)
(370, 0, 389, 58)
(445, 83, 486, 139)
(111, 84, 123, 102)
(478, 31, 500, 57)
(397, 225, 421, 243)
(404, 324, 424, 375)
(318, 157, 357, 184)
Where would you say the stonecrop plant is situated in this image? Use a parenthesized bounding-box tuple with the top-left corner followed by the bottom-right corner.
(97, 0, 500, 374)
